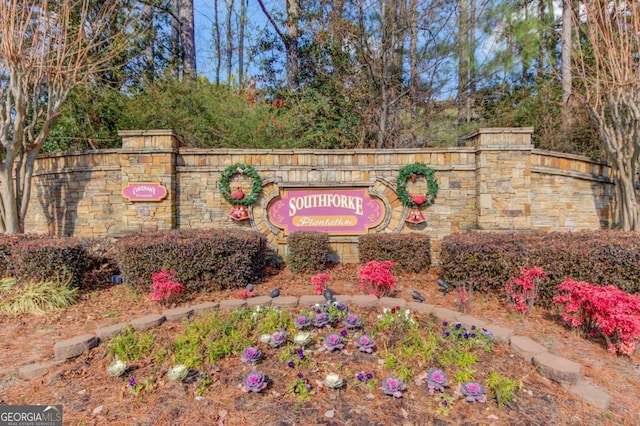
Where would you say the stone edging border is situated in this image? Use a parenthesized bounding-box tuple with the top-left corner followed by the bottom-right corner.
(13, 294, 610, 411)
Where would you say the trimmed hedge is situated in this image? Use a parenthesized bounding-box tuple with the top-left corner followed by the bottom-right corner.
(114, 229, 267, 295)
(439, 230, 640, 308)
(287, 231, 330, 274)
(359, 233, 431, 273)
(11, 236, 87, 287)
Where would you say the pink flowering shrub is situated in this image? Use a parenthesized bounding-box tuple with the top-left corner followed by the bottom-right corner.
(311, 273, 331, 295)
(236, 289, 252, 299)
(553, 278, 640, 356)
(357, 260, 397, 298)
(149, 270, 184, 305)
(504, 267, 547, 315)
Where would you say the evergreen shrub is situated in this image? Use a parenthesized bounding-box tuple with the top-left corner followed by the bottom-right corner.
(359, 233, 431, 273)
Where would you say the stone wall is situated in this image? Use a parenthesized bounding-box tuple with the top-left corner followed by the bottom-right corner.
(25, 128, 616, 262)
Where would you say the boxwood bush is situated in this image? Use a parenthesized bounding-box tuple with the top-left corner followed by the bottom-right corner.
(359, 233, 431, 273)
(114, 229, 267, 296)
(439, 230, 640, 307)
(287, 231, 330, 274)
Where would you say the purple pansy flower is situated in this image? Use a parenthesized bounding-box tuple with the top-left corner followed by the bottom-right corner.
(355, 334, 375, 353)
(323, 333, 345, 352)
(242, 371, 268, 393)
(240, 346, 262, 365)
(459, 381, 487, 403)
(381, 377, 406, 398)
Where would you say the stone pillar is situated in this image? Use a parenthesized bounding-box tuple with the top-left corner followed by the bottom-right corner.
(465, 128, 534, 230)
(117, 130, 178, 233)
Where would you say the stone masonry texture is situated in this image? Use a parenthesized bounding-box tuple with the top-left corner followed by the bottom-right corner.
(25, 128, 616, 262)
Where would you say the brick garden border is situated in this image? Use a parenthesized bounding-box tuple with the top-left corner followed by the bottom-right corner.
(12, 294, 610, 411)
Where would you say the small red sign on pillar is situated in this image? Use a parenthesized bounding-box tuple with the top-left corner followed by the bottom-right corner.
(122, 183, 168, 202)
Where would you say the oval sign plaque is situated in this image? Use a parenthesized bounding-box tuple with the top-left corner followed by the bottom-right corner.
(268, 188, 385, 235)
(122, 183, 168, 202)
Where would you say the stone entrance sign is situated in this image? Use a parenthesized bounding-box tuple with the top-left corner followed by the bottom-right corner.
(268, 188, 385, 235)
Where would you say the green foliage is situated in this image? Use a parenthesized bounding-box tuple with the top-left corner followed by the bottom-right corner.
(287, 231, 330, 274)
(486, 371, 519, 408)
(0, 277, 77, 315)
(254, 307, 293, 335)
(109, 327, 155, 362)
(453, 367, 476, 383)
(439, 231, 640, 307)
(114, 229, 266, 296)
(11, 237, 87, 288)
(45, 85, 125, 152)
(359, 233, 431, 273)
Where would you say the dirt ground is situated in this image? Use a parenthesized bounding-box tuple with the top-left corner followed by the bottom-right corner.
(0, 264, 638, 425)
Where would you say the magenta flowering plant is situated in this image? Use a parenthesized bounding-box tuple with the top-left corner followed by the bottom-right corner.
(311, 273, 331, 295)
(458, 381, 487, 403)
(416, 368, 449, 394)
(322, 333, 345, 352)
(242, 371, 269, 393)
(354, 334, 375, 353)
(240, 346, 262, 365)
(381, 377, 406, 398)
(149, 270, 184, 305)
(343, 313, 363, 329)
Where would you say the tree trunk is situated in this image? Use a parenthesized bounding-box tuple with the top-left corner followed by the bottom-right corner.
(226, 0, 234, 85)
(143, 4, 155, 84)
(171, 0, 181, 78)
(408, 0, 418, 121)
(180, 0, 197, 79)
(238, 0, 247, 86)
(560, 0, 572, 128)
(0, 162, 20, 234)
(214, 0, 222, 84)
(457, 0, 470, 125)
(285, 0, 300, 90)
(587, 97, 640, 231)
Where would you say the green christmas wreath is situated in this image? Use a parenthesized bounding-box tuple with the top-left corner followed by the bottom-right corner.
(219, 163, 263, 206)
(396, 163, 438, 208)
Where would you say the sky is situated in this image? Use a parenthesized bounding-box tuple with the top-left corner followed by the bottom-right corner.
(192, 0, 269, 82)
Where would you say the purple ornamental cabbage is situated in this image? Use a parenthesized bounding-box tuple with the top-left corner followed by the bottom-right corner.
(323, 333, 345, 352)
(240, 346, 262, 365)
(355, 334, 375, 353)
(313, 312, 331, 327)
(269, 330, 288, 348)
(381, 377, 406, 398)
(425, 368, 449, 394)
(459, 381, 487, 403)
(294, 315, 312, 329)
(242, 371, 268, 393)
(343, 313, 363, 329)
